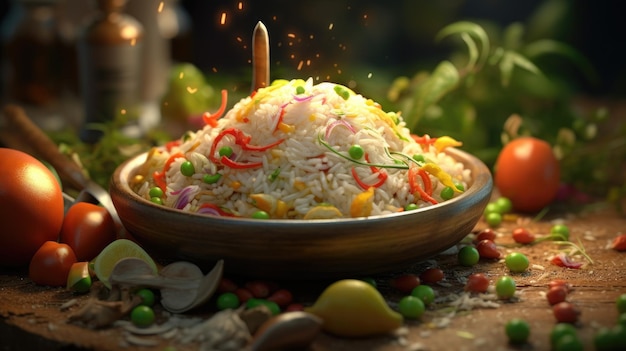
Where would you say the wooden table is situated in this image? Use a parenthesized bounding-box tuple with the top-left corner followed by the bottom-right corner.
(1, 201, 624, 351)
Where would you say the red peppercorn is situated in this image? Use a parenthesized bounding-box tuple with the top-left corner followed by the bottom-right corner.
(553, 301, 580, 323)
(419, 268, 445, 284)
(512, 227, 535, 244)
(476, 239, 501, 259)
(217, 277, 238, 293)
(611, 234, 626, 251)
(546, 286, 568, 305)
(267, 289, 294, 308)
(475, 228, 497, 243)
(234, 288, 254, 303)
(465, 273, 490, 293)
(245, 280, 273, 298)
(390, 273, 421, 293)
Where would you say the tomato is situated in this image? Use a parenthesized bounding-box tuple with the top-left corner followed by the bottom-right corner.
(494, 137, 560, 213)
(29, 241, 77, 286)
(0, 148, 64, 266)
(59, 202, 116, 261)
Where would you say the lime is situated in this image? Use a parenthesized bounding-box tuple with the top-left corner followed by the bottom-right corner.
(93, 239, 157, 288)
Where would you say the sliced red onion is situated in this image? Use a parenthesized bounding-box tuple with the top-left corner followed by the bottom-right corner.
(197, 206, 221, 216)
(325, 119, 356, 140)
(172, 185, 200, 210)
(292, 94, 317, 102)
(551, 253, 583, 269)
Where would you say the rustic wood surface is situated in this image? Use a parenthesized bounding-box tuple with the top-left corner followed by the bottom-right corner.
(1, 202, 625, 351)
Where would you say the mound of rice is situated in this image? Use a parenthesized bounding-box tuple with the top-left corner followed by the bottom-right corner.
(131, 78, 471, 219)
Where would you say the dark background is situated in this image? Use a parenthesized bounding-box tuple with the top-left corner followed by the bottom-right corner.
(0, 0, 624, 97)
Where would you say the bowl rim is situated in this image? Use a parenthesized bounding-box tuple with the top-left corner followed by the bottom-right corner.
(111, 147, 493, 226)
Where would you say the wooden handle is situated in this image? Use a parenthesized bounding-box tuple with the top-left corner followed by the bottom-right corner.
(2, 104, 88, 191)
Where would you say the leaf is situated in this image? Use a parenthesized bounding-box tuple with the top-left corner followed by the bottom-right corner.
(459, 32, 479, 74)
(499, 50, 543, 86)
(523, 39, 599, 84)
(406, 61, 459, 130)
(436, 21, 490, 69)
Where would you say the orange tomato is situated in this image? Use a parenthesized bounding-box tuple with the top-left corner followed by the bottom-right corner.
(0, 148, 65, 266)
(29, 241, 77, 286)
(494, 137, 560, 212)
(60, 202, 116, 262)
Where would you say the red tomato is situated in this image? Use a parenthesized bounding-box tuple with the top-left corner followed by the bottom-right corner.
(494, 137, 560, 213)
(29, 241, 77, 286)
(390, 273, 421, 293)
(0, 148, 64, 266)
(59, 202, 116, 261)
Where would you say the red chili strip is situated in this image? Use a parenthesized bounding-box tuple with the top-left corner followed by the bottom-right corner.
(209, 127, 284, 166)
(203, 89, 228, 127)
(153, 152, 185, 192)
(351, 154, 388, 190)
(220, 156, 263, 169)
(408, 165, 437, 204)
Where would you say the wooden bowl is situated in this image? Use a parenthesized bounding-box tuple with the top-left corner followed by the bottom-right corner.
(110, 148, 493, 279)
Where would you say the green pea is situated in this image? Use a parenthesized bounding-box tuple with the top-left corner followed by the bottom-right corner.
(148, 187, 163, 198)
(495, 197, 512, 213)
(135, 288, 155, 307)
(554, 334, 583, 351)
(454, 183, 465, 191)
(333, 85, 350, 100)
(505, 252, 530, 273)
(130, 305, 155, 327)
(252, 210, 270, 219)
(550, 224, 570, 240)
(505, 318, 530, 344)
(203, 173, 222, 184)
(405, 203, 419, 211)
(411, 285, 435, 305)
(348, 145, 364, 159)
(486, 212, 502, 227)
(440, 186, 454, 200)
(550, 323, 578, 347)
(150, 197, 163, 205)
(216, 292, 240, 310)
(398, 296, 425, 319)
(180, 161, 195, 176)
(495, 276, 516, 299)
(483, 202, 500, 215)
(618, 294, 626, 314)
(246, 298, 280, 315)
(295, 86, 305, 94)
(360, 277, 377, 288)
(594, 327, 620, 351)
(458, 246, 479, 267)
(219, 146, 233, 158)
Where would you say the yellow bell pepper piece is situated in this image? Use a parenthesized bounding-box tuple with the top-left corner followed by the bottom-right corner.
(350, 187, 375, 218)
(434, 136, 463, 153)
(421, 163, 463, 193)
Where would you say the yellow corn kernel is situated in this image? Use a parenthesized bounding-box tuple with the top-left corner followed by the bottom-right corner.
(294, 181, 307, 191)
(277, 122, 295, 133)
(230, 181, 241, 190)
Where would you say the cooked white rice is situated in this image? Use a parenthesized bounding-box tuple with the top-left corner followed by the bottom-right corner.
(131, 78, 471, 219)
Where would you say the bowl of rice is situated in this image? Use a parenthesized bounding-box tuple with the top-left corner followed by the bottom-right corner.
(110, 78, 492, 279)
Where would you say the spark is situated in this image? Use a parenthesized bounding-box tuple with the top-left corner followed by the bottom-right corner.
(220, 12, 227, 25)
(287, 33, 296, 38)
(236, 36, 243, 42)
(212, 67, 218, 73)
(186, 87, 198, 94)
(158, 1, 164, 13)
(297, 60, 304, 70)
(130, 38, 137, 46)
(237, 1, 243, 10)
(328, 23, 334, 30)
(367, 72, 373, 78)
(178, 72, 184, 79)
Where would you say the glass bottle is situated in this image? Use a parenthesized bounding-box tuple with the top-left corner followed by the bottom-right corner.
(77, 0, 143, 143)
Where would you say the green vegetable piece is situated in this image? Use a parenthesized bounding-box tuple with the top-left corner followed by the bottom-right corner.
(554, 334, 583, 351)
(486, 212, 502, 227)
(505, 318, 530, 344)
(218, 146, 233, 158)
(135, 288, 156, 307)
(246, 298, 280, 315)
(398, 295, 425, 319)
(149, 187, 163, 198)
(360, 277, 377, 288)
(411, 285, 435, 305)
(440, 186, 454, 200)
(217, 292, 240, 310)
(405, 203, 419, 211)
(495, 276, 516, 299)
(150, 197, 163, 205)
(295, 86, 305, 94)
(348, 145, 364, 160)
(131, 305, 155, 327)
(268, 168, 281, 182)
(412, 154, 425, 163)
(454, 182, 465, 191)
(550, 323, 578, 347)
(616, 293, 626, 314)
(203, 173, 222, 184)
(483, 202, 500, 215)
(458, 246, 479, 267)
(550, 224, 570, 241)
(505, 252, 529, 273)
(180, 161, 195, 176)
(333, 85, 350, 100)
(252, 210, 270, 219)
(495, 197, 512, 213)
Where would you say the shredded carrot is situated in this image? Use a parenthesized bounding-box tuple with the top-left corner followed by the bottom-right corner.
(202, 89, 228, 127)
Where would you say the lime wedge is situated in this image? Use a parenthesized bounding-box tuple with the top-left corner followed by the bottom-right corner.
(93, 239, 157, 288)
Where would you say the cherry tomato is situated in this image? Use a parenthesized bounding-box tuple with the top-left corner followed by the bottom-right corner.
(217, 277, 238, 293)
(553, 301, 580, 323)
(267, 289, 294, 308)
(546, 286, 568, 306)
(29, 241, 78, 286)
(474, 228, 496, 243)
(59, 202, 116, 262)
(0, 148, 64, 266)
(494, 137, 561, 213)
